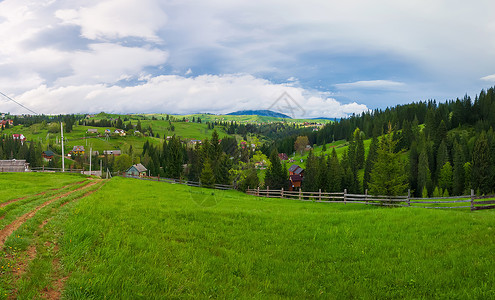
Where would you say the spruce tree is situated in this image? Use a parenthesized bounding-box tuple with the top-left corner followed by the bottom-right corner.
(438, 162, 453, 195)
(417, 149, 431, 197)
(328, 148, 342, 192)
(452, 141, 465, 195)
(472, 131, 491, 194)
(302, 150, 319, 192)
(200, 161, 215, 188)
(369, 125, 408, 196)
(363, 136, 378, 191)
(264, 149, 287, 189)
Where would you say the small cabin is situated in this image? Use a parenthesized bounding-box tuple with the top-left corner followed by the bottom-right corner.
(125, 163, 147, 177)
(42, 150, 55, 161)
(0, 160, 30, 172)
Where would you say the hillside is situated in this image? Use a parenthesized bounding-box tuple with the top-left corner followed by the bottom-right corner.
(0, 173, 494, 298)
(227, 109, 292, 119)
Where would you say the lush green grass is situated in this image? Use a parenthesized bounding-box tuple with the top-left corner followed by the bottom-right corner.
(5, 176, 487, 299)
(0, 172, 87, 203)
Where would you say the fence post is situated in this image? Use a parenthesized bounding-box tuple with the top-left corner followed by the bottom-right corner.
(365, 189, 368, 204)
(266, 186, 269, 198)
(157, 174, 160, 181)
(319, 189, 321, 202)
(299, 188, 302, 200)
(344, 189, 347, 205)
(257, 186, 260, 197)
(471, 189, 475, 211)
(407, 189, 411, 207)
(281, 187, 284, 199)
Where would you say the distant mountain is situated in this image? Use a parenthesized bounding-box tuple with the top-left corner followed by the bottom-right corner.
(226, 110, 292, 119)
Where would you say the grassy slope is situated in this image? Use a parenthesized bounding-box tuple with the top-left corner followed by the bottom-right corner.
(43, 176, 495, 298)
(0, 172, 87, 204)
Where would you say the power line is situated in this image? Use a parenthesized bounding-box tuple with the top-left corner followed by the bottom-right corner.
(0, 91, 38, 115)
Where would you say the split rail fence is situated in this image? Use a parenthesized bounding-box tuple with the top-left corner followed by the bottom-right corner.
(121, 174, 235, 190)
(246, 187, 495, 211)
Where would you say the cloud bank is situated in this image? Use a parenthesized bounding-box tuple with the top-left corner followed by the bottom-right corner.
(1, 0, 494, 117)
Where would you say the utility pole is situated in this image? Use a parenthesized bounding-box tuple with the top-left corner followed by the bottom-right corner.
(89, 147, 92, 175)
(61, 122, 65, 172)
(100, 160, 102, 178)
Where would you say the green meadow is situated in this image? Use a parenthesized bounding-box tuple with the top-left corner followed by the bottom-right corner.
(1, 174, 494, 298)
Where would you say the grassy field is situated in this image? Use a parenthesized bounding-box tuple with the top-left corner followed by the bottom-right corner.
(1, 174, 493, 298)
(0, 172, 87, 203)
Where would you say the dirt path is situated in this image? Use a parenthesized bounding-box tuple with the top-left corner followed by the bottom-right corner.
(4, 180, 105, 300)
(0, 181, 86, 208)
(0, 180, 98, 249)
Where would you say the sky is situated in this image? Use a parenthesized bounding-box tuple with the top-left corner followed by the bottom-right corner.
(1, 0, 495, 118)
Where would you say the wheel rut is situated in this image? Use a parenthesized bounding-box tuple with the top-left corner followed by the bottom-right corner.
(0, 180, 98, 249)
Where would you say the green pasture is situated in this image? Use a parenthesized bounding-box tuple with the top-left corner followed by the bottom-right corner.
(1, 175, 491, 298)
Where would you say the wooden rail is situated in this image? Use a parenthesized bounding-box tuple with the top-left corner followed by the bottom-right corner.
(246, 187, 495, 211)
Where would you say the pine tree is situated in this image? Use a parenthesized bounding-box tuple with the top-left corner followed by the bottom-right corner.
(438, 162, 453, 195)
(452, 141, 465, 195)
(302, 150, 319, 192)
(355, 129, 365, 169)
(417, 149, 431, 197)
(435, 140, 449, 183)
(369, 125, 408, 196)
(328, 148, 342, 192)
(200, 160, 215, 188)
(264, 149, 287, 189)
(472, 131, 491, 194)
(363, 136, 378, 191)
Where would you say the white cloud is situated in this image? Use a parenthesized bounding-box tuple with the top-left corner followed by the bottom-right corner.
(14, 74, 368, 118)
(481, 74, 495, 82)
(335, 80, 406, 90)
(56, 43, 168, 85)
(55, 0, 167, 42)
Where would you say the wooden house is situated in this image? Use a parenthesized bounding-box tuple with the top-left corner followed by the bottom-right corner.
(72, 145, 85, 155)
(278, 153, 289, 161)
(114, 129, 126, 136)
(0, 160, 29, 172)
(42, 150, 55, 161)
(125, 163, 147, 177)
(12, 134, 26, 144)
(288, 164, 304, 191)
(103, 150, 121, 156)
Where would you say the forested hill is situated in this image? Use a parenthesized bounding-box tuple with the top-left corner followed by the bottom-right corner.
(292, 86, 495, 197)
(312, 86, 495, 143)
(227, 110, 292, 119)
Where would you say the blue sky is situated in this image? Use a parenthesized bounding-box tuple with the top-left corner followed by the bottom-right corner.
(1, 0, 495, 118)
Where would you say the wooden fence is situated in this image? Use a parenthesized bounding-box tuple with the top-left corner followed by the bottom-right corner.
(122, 174, 235, 190)
(246, 187, 495, 211)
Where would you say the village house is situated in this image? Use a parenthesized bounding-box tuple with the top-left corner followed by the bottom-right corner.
(288, 164, 305, 191)
(42, 150, 55, 161)
(189, 139, 202, 146)
(0, 119, 13, 128)
(114, 129, 126, 136)
(125, 163, 147, 177)
(0, 159, 30, 172)
(12, 134, 26, 144)
(103, 150, 121, 156)
(71, 145, 85, 155)
(278, 153, 289, 161)
(87, 129, 98, 134)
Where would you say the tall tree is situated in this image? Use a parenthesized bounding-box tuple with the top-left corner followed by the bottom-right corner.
(363, 136, 378, 191)
(472, 131, 491, 194)
(452, 141, 465, 195)
(369, 125, 408, 196)
(417, 149, 431, 197)
(327, 148, 342, 192)
(264, 149, 287, 189)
